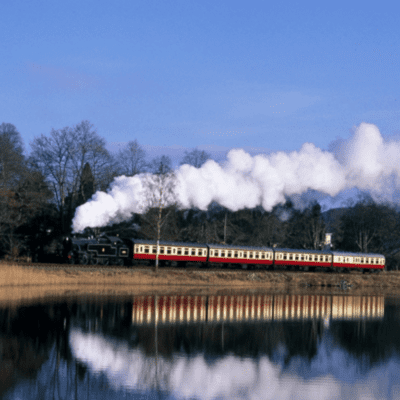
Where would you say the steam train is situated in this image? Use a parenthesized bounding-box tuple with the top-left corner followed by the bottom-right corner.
(63, 230, 385, 272)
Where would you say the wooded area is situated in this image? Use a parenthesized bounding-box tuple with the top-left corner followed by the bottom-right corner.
(2, 121, 400, 269)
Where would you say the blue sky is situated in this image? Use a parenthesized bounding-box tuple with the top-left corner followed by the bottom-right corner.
(2, 0, 400, 163)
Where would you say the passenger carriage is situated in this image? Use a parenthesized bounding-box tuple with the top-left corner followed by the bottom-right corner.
(207, 244, 274, 268)
(331, 251, 385, 272)
(273, 248, 332, 271)
(132, 239, 208, 265)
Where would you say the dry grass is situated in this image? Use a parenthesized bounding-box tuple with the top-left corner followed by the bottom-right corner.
(1, 261, 400, 306)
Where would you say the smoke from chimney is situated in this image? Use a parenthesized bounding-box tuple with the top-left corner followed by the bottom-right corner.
(72, 123, 400, 233)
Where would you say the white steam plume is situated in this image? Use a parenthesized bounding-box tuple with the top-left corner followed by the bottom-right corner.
(72, 123, 400, 233)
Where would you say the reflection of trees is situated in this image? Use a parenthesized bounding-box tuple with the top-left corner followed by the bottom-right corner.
(330, 305, 400, 367)
(0, 303, 70, 398)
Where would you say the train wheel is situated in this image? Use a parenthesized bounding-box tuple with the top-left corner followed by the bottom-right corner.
(362, 268, 369, 274)
(90, 257, 98, 265)
(80, 253, 89, 265)
(115, 258, 124, 266)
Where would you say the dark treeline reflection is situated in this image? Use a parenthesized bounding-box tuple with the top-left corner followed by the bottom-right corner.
(0, 295, 398, 399)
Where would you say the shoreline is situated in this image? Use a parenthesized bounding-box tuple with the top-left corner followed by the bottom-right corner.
(1, 262, 400, 305)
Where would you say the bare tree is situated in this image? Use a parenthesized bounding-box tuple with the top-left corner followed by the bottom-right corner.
(140, 170, 176, 272)
(29, 120, 113, 231)
(116, 139, 148, 176)
(180, 148, 211, 168)
(150, 155, 172, 175)
(70, 120, 113, 193)
(338, 201, 397, 254)
(284, 203, 326, 249)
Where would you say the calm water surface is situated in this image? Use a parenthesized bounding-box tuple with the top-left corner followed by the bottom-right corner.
(1, 293, 399, 400)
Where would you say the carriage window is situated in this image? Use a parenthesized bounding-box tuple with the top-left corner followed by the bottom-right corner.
(239, 252, 243, 257)
(295, 254, 299, 261)
(227, 251, 232, 257)
(145, 246, 149, 254)
(249, 252, 253, 259)
(221, 251, 225, 257)
(159, 247, 164, 254)
(243, 252, 248, 258)
(152, 247, 156, 254)
(191, 249, 196, 255)
(255, 252, 259, 259)
(177, 248, 182, 255)
(261, 253, 265, 259)
(184, 248, 189, 255)
(300, 255, 304, 261)
(140, 246, 143, 252)
(234, 252, 238, 258)
(167, 247, 172, 255)
(283, 254, 287, 260)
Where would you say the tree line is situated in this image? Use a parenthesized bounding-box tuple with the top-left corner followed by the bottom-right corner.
(1, 120, 400, 269)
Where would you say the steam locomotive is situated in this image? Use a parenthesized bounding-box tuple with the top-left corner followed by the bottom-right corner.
(63, 229, 385, 272)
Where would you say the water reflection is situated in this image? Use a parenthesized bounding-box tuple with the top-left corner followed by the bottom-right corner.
(131, 295, 385, 325)
(1, 293, 399, 400)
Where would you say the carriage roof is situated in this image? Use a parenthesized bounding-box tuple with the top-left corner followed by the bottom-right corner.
(207, 243, 273, 251)
(131, 239, 208, 248)
(274, 248, 332, 254)
(331, 251, 385, 258)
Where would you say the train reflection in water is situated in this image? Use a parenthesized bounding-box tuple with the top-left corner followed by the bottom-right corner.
(131, 294, 384, 326)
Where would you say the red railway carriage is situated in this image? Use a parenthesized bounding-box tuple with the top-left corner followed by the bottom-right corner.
(207, 244, 274, 267)
(331, 251, 385, 271)
(132, 239, 208, 264)
(273, 248, 332, 270)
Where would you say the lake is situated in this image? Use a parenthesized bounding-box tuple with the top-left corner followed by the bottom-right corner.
(0, 292, 398, 399)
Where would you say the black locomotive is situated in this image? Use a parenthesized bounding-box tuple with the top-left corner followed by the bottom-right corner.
(63, 229, 130, 266)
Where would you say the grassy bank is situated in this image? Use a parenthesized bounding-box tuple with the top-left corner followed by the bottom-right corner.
(0, 262, 399, 305)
